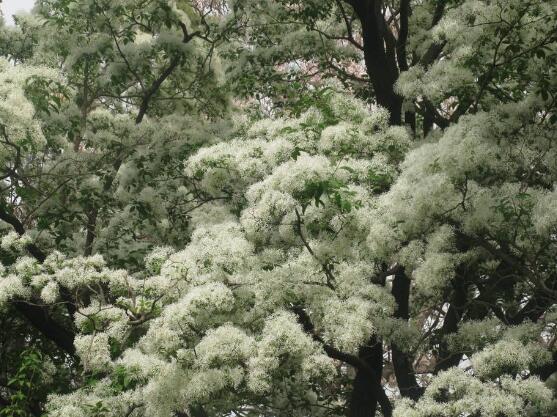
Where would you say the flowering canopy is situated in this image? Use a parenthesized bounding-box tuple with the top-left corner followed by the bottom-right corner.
(0, 1, 556, 417)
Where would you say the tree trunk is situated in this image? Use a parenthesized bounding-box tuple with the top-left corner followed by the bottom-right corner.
(435, 273, 467, 373)
(391, 268, 423, 400)
(405, 110, 416, 138)
(344, 2, 412, 414)
(349, 0, 403, 126)
(349, 338, 384, 417)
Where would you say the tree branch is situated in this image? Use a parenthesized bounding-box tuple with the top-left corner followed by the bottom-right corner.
(334, 0, 364, 50)
(292, 306, 392, 417)
(391, 266, 424, 400)
(343, 0, 402, 124)
(135, 21, 199, 124)
(12, 301, 76, 355)
(0, 205, 45, 262)
(0, 205, 76, 355)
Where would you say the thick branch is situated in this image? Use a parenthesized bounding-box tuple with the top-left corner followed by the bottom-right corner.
(430, 0, 446, 28)
(135, 55, 182, 124)
(292, 306, 392, 417)
(334, 0, 364, 50)
(13, 301, 76, 355)
(391, 266, 424, 400)
(434, 275, 467, 373)
(345, 0, 402, 124)
(0, 205, 76, 354)
(416, 0, 448, 68)
(0, 205, 45, 262)
(135, 21, 199, 124)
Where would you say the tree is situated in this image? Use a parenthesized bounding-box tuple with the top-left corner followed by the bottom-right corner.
(0, 1, 556, 416)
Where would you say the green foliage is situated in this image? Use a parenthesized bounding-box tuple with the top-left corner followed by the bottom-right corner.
(296, 178, 359, 214)
(1, 1, 557, 417)
(85, 401, 110, 417)
(109, 365, 141, 393)
(24, 75, 70, 116)
(1, 348, 45, 417)
(289, 87, 337, 121)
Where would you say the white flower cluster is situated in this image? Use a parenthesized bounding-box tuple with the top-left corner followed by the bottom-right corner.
(367, 96, 557, 300)
(144, 246, 175, 275)
(0, 274, 30, 308)
(320, 296, 376, 353)
(247, 311, 334, 393)
(74, 333, 112, 372)
(394, 366, 554, 417)
(397, 0, 555, 108)
(159, 221, 254, 286)
(195, 324, 255, 368)
(0, 60, 52, 157)
(185, 137, 294, 199)
(471, 339, 551, 380)
(0, 231, 32, 253)
(36, 84, 557, 417)
(140, 282, 236, 354)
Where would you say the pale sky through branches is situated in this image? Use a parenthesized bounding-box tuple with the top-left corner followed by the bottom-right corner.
(1, 0, 35, 25)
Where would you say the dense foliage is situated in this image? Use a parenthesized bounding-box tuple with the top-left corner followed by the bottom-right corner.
(0, 1, 556, 416)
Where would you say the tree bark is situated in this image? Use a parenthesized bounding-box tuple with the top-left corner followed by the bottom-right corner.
(292, 307, 392, 416)
(0, 205, 76, 355)
(434, 276, 467, 373)
(347, 0, 403, 125)
(391, 268, 423, 400)
(339, 3, 415, 412)
(405, 110, 416, 138)
(13, 301, 76, 354)
(350, 338, 384, 417)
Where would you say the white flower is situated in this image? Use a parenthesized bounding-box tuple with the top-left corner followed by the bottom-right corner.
(40, 281, 60, 303)
(74, 333, 112, 372)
